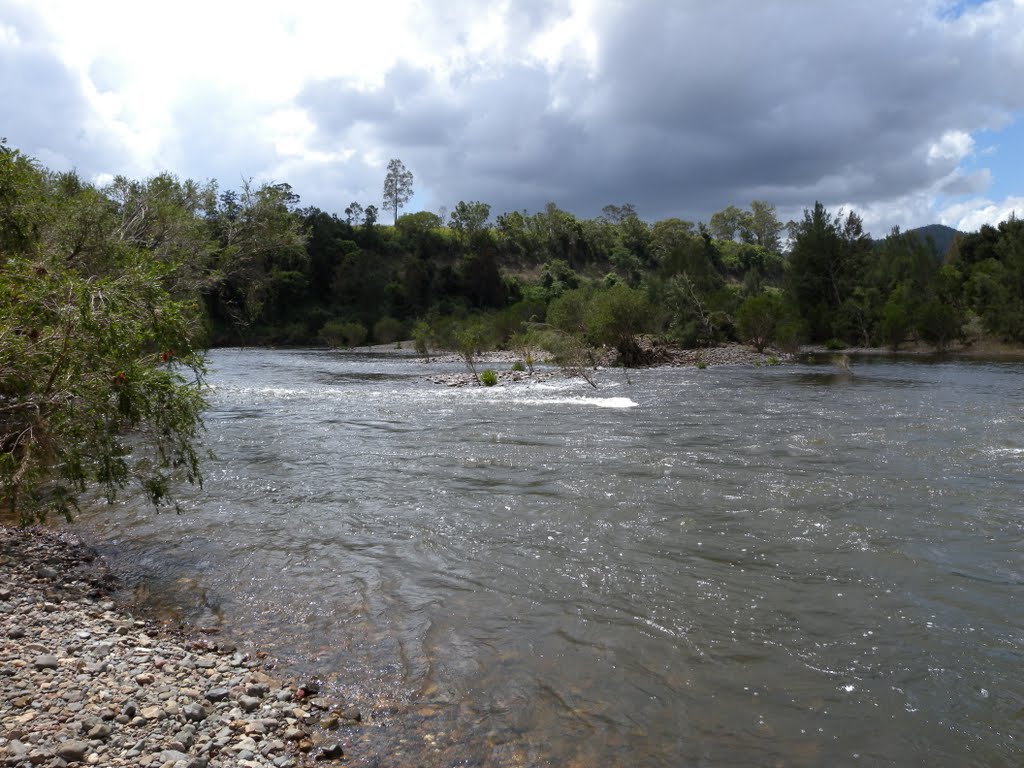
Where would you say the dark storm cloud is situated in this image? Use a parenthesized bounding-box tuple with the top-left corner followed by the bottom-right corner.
(293, 0, 1023, 229)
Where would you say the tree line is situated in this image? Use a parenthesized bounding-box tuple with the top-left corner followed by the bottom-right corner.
(2, 141, 1023, 519)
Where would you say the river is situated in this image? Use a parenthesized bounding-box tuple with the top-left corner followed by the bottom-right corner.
(77, 348, 1024, 766)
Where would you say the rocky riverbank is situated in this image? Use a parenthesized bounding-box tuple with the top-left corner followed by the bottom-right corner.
(0, 526, 357, 768)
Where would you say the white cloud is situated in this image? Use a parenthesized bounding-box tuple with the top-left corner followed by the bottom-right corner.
(940, 195, 1024, 231)
(928, 130, 975, 163)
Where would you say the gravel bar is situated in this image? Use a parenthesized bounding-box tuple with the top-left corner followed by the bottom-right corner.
(0, 525, 356, 767)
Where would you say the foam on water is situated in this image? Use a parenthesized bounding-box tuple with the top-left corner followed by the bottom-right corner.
(508, 395, 638, 409)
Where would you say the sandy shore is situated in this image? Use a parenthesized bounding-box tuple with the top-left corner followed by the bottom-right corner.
(0, 526, 357, 768)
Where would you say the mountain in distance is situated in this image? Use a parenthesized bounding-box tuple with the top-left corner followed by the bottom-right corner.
(875, 223, 964, 263)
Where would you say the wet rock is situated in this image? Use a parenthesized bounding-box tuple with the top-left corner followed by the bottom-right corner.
(316, 743, 345, 760)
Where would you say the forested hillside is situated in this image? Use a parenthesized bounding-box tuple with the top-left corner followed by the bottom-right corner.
(5, 142, 1024, 367)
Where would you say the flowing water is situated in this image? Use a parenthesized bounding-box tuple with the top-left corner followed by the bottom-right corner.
(78, 348, 1024, 766)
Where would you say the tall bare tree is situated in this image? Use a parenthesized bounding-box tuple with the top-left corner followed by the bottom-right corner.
(382, 158, 413, 225)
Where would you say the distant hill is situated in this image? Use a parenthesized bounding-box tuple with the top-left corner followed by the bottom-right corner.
(907, 224, 963, 261)
(896, 224, 963, 262)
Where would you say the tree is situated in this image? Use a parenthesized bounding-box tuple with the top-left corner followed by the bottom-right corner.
(1, 142, 208, 523)
(748, 200, 783, 252)
(708, 204, 752, 242)
(382, 158, 413, 225)
(208, 179, 308, 334)
(785, 202, 871, 342)
(449, 200, 491, 240)
(585, 284, 653, 366)
(344, 201, 365, 225)
(736, 291, 786, 352)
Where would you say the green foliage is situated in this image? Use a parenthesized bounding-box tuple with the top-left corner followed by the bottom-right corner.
(824, 338, 847, 350)
(372, 316, 403, 345)
(453, 318, 495, 383)
(510, 361, 526, 372)
(879, 284, 913, 349)
(449, 201, 491, 240)
(546, 287, 592, 335)
(480, 369, 498, 387)
(7, 137, 1024, 383)
(530, 324, 598, 387)
(786, 202, 872, 342)
(584, 284, 653, 365)
(956, 219, 1024, 341)
(916, 299, 962, 351)
(320, 320, 367, 348)
(773, 317, 805, 355)
(735, 291, 786, 352)
(412, 320, 432, 358)
(0, 142, 208, 523)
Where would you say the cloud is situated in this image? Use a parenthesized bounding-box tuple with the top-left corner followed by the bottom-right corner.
(0, 3, 122, 172)
(288, 0, 1024, 232)
(3, 0, 1024, 235)
(940, 195, 1024, 231)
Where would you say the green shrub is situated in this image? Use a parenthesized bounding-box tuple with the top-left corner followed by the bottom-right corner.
(696, 360, 708, 370)
(824, 338, 846, 350)
(511, 361, 525, 372)
(372, 316, 403, 345)
(320, 319, 367, 348)
(480, 369, 498, 386)
(767, 356, 780, 366)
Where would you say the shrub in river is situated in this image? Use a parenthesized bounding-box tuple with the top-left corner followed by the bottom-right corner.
(511, 360, 525, 372)
(767, 356, 780, 366)
(825, 337, 846, 350)
(480, 369, 498, 386)
(696, 360, 708, 370)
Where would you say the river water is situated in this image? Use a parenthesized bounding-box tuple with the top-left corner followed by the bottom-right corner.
(78, 348, 1023, 766)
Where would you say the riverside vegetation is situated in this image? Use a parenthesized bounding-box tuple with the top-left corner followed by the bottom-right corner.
(4, 137, 1024, 520)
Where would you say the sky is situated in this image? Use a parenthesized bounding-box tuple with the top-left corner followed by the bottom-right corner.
(2, 0, 1023, 237)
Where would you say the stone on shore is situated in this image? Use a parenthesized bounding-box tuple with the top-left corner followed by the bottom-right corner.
(0, 525, 351, 767)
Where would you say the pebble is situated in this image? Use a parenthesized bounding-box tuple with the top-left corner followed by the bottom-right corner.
(0, 526, 349, 767)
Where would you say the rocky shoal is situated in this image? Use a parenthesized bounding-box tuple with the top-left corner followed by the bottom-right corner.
(0, 526, 357, 768)
(424, 343, 794, 387)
